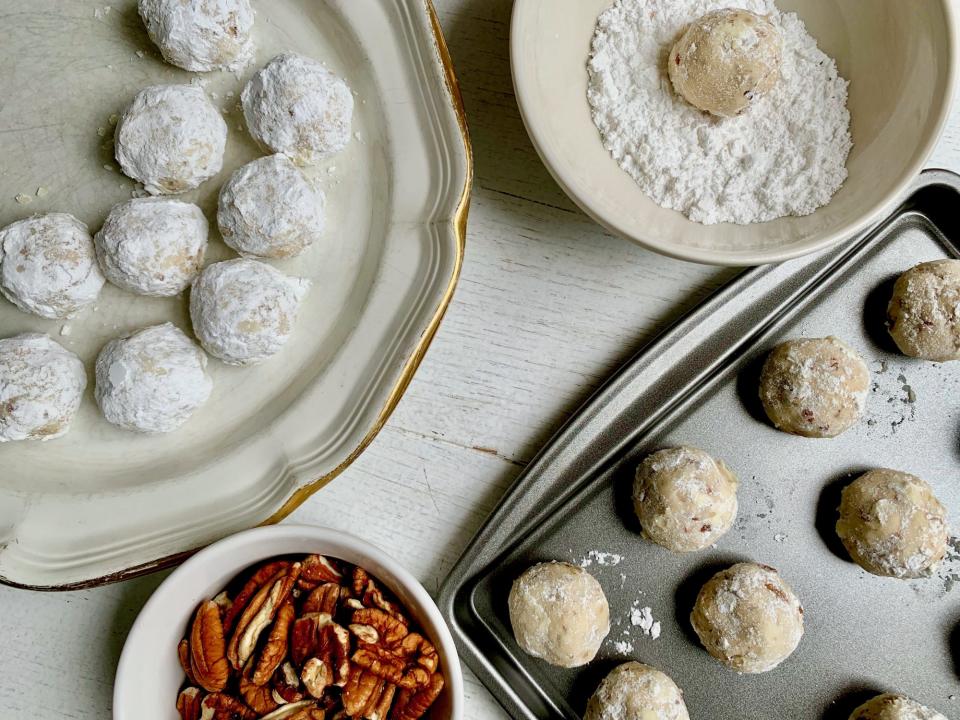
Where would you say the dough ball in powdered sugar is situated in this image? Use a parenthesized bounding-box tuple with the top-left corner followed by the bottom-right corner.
(508, 561, 610, 668)
(190, 258, 310, 366)
(95, 323, 212, 434)
(95, 198, 208, 297)
(585, 662, 690, 720)
(669, 8, 782, 118)
(115, 85, 228, 195)
(138, 0, 255, 73)
(836, 469, 948, 579)
(0, 334, 86, 442)
(759, 336, 869, 438)
(218, 154, 325, 259)
(633, 446, 738, 552)
(849, 694, 948, 720)
(888, 259, 960, 362)
(242, 53, 354, 165)
(0, 213, 104, 319)
(690, 562, 803, 673)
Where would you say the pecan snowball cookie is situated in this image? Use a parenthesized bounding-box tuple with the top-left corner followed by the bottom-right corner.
(508, 561, 610, 668)
(633, 446, 738, 552)
(691, 562, 804, 673)
(190, 258, 310, 366)
(0, 334, 86, 442)
(95, 198, 207, 297)
(115, 84, 228, 195)
(138, 0, 255, 73)
(836, 469, 948, 579)
(0, 213, 104, 319)
(218, 154, 326, 258)
(669, 9, 782, 118)
(585, 662, 690, 720)
(888, 259, 960, 361)
(242, 53, 354, 165)
(759, 336, 870, 438)
(95, 324, 213, 434)
(849, 693, 948, 720)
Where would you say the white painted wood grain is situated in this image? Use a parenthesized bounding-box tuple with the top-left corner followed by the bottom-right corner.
(2, 1, 960, 718)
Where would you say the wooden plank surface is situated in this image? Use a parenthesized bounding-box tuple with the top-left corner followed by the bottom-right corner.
(1, 1, 959, 718)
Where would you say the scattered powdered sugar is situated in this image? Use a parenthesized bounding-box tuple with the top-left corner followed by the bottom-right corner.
(629, 603, 662, 639)
(580, 550, 624, 568)
(587, 0, 852, 225)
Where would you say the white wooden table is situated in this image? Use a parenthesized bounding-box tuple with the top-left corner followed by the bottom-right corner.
(2, 2, 959, 717)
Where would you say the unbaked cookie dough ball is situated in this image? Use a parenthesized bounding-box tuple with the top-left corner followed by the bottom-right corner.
(0, 213, 104, 319)
(0, 334, 86, 442)
(759, 336, 870, 438)
(95, 198, 208, 297)
(633, 446, 738, 552)
(668, 8, 782, 117)
(115, 85, 228, 195)
(242, 53, 354, 165)
(138, 0, 255, 73)
(95, 323, 213, 434)
(836, 469, 948, 579)
(585, 662, 690, 720)
(849, 693, 948, 720)
(691, 562, 803, 673)
(887, 259, 960, 362)
(508, 561, 610, 668)
(190, 258, 310, 366)
(217, 154, 326, 258)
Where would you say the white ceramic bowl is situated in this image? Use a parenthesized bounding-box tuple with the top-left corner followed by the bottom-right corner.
(511, 0, 957, 266)
(114, 525, 463, 720)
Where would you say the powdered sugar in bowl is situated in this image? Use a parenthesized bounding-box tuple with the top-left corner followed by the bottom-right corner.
(511, 0, 957, 265)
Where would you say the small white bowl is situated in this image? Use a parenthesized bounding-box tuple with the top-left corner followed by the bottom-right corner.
(114, 525, 463, 720)
(511, 0, 957, 266)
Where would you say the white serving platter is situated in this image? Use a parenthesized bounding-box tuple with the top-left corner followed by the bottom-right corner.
(0, 0, 471, 589)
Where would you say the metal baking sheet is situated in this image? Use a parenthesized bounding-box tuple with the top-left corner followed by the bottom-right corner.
(439, 170, 960, 720)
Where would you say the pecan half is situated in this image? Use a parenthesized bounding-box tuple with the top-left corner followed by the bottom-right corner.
(177, 687, 203, 720)
(190, 601, 230, 692)
(298, 555, 342, 590)
(240, 675, 278, 715)
(342, 669, 388, 718)
(350, 608, 408, 647)
(397, 634, 439, 689)
(252, 600, 296, 685)
(228, 563, 301, 669)
(352, 568, 406, 622)
(302, 583, 341, 615)
(351, 645, 406, 686)
(223, 561, 291, 634)
(390, 673, 444, 720)
(199, 693, 256, 720)
(179, 639, 198, 685)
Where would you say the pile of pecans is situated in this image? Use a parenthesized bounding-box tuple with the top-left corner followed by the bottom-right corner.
(175, 554, 445, 720)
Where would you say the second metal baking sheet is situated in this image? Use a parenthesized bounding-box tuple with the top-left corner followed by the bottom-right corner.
(440, 171, 960, 719)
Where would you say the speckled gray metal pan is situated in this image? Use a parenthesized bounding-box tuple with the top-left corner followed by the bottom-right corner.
(439, 170, 960, 720)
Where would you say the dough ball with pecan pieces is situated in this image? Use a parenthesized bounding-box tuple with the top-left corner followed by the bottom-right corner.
(849, 693, 948, 720)
(690, 562, 803, 673)
(585, 662, 690, 720)
(759, 336, 870, 438)
(633, 446, 738, 552)
(888, 259, 960, 362)
(669, 9, 782, 117)
(139, 0, 255, 73)
(836, 469, 948, 579)
(508, 561, 610, 668)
